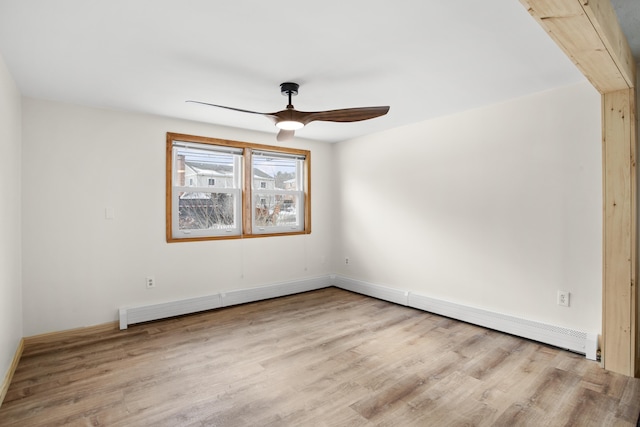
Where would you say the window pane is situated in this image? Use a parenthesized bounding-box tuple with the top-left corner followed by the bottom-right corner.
(253, 155, 299, 191)
(254, 194, 300, 228)
(178, 192, 237, 231)
(174, 147, 236, 188)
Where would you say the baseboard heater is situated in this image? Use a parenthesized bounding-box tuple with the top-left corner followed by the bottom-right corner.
(119, 274, 598, 361)
(119, 276, 331, 330)
(332, 275, 599, 360)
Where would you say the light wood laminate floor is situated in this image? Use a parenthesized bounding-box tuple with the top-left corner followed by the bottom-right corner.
(1, 287, 639, 426)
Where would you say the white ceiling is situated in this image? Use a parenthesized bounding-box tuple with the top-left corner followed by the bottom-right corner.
(0, 1, 636, 143)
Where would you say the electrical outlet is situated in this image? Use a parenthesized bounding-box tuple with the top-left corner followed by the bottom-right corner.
(345, 257, 350, 265)
(146, 277, 156, 289)
(557, 290, 569, 307)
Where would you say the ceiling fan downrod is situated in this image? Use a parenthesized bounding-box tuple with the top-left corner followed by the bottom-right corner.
(280, 82, 299, 109)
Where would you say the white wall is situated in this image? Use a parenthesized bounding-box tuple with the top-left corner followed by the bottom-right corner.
(0, 53, 22, 385)
(21, 99, 334, 336)
(20, 81, 603, 338)
(334, 81, 602, 333)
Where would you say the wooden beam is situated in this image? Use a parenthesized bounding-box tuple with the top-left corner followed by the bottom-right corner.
(520, 0, 638, 376)
(602, 89, 637, 375)
(520, 0, 635, 92)
(582, 0, 636, 89)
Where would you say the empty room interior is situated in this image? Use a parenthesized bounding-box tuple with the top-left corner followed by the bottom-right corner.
(1, 0, 640, 425)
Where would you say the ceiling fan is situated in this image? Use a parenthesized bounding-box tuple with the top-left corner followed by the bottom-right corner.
(187, 82, 390, 141)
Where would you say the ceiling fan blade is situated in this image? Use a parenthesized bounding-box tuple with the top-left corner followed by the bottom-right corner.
(277, 129, 295, 142)
(186, 100, 268, 116)
(300, 106, 390, 124)
(187, 83, 389, 142)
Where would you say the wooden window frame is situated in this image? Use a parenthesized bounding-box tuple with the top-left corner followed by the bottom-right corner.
(166, 132, 311, 242)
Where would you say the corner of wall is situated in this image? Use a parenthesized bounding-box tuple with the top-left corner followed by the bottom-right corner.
(0, 50, 23, 407)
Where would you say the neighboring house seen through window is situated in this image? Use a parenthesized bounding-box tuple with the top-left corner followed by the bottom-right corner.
(166, 132, 310, 242)
(252, 151, 305, 234)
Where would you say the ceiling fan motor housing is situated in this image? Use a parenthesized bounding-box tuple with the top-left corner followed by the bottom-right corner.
(280, 82, 299, 96)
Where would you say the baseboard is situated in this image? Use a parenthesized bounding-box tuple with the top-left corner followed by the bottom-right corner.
(24, 322, 119, 348)
(120, 275, 332, 329)
(0, 338, 24, 408)
(332, 275, 599, 360)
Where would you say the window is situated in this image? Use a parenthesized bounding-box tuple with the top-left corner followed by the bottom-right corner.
(170, 141, 242, 238)
(167, 133, 310, 242)
(252, 151, 305, 234)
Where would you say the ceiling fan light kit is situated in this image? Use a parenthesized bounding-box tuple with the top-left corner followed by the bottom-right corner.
(276, 120, 304, 130)
(188, 82, 389, 142)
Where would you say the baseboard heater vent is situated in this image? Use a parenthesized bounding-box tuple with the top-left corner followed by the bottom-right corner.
(333, 276, 409, 306)
(119, 294, 222, 329)
(333, 275, 598, 360)
(408, 293, 597, 358)
(221, 276, 329, 307)
(119, 275, 331, 329)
